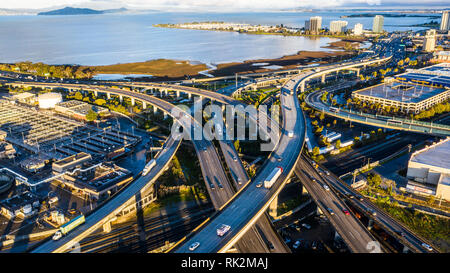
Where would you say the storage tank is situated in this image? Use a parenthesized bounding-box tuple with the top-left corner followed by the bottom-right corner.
(38, 92, 62, 109)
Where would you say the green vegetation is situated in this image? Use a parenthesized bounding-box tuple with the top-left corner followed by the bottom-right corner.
(277, 194, 310, 215)
(85, 108, 98, 121)
(374, 197, 450, 251)
(0, 61, 94, 79)
(413, 100, 450, 120)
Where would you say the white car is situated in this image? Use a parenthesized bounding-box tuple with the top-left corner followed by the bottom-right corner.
(217, 224, 231, 237)
(189, 242, 200, 251)
(421, 243, 433, 252)
(301, 223, 311, 230)
(323, 185, 330, 191)
(292, 241, 301, 249)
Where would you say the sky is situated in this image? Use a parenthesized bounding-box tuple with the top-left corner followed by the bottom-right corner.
(0, 0, 448, 11)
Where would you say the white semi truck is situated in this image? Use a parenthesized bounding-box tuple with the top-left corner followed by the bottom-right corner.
(142, 159, 156, 176)
(264, 166, 283, 188)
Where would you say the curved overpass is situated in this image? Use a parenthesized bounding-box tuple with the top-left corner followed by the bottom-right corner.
(305, 88, 450, 136)
(172, 71, 306, 253)
(171, 56, 395, 253)
(29, 104, 183, 253)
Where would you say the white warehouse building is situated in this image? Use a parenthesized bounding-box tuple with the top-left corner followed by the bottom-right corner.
(38, 92, 62, 109)
(406, 138, 450, 201)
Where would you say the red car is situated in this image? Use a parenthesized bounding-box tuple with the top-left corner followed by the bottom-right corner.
(343, 209, 350, 215)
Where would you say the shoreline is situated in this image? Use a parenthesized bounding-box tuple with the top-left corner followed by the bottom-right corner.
(0, 38, 364, 81)
(153, 23, 368, 40)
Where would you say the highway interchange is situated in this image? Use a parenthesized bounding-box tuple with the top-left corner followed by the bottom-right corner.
(0, 32, 445, 253)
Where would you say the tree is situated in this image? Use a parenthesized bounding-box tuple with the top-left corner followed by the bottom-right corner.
(74, 91, 83, 101)
(319, 112, 325, 121)
(86, 108, 98, 122)
(312, 146, 320, 156)
(335, 139, 341, 149)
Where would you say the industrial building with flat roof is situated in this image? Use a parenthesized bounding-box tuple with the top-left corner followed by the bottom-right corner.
(52, 152, 92, 173)
(0, 100, 140, 160)
(53, 161, 132, 200)
(395, 63, 450, 88)
(0, 191, 40, 219)
(352, 80, 449, 113)
(406, 137, 450, 201)
(55, 100, 109, 121)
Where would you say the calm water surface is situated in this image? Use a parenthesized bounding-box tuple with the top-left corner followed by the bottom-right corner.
(0, 12, 432, 65)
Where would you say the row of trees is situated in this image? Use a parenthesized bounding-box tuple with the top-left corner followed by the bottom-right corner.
(0, 62, 94, 79)
(413, 100, 450, 120)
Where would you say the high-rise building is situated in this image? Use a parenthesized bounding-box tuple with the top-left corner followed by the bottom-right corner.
(304, 20, 310, 31)
(440, 11, 449, 31)
(329, 20, 348, 33)
(353, 23, 363, 36)
(423, 29, 437, 52)
(372, 15, 384, 33)
(307, 16, 322, 34)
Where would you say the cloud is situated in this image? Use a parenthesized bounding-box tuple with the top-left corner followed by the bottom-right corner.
(1, 0, 448, 11)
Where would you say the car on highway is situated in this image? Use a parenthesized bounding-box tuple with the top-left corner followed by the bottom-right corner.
(342, 209, 350, 215)
(311, 241, 318, 250)
(325, 170, 330, 175)
(232, 156, 237, 161)
(237, 177, 242, 185)
(256, 182, 263, 188)
(323, 184, 330, 191)
(189, 242, 200, 251)
(288, 131, 294, 138)
(327, 207, 334, 215)
(301, 223, 311, 229)
(217, 224, 231, 237)
(421, 243, 433, 252)
(292, 241, 301, 249)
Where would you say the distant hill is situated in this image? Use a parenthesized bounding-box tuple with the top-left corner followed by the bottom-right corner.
(38, 7, 127, 16)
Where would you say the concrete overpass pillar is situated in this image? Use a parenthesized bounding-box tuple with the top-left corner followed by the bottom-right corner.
(356, 69, 360, 77)
(316, 206, 323, 216)
(301, 184, 308, 195)
(107, 93, 111, 100)
(103, 222, 112, 233)
(153, 106, 157, 114)
(119, 95, 123, 103)
(334, 231, 341, 241)
(321, 74, 326, 83)
(300, 82, 305, 93)
(403, 245, 409, 253)
(131, 98, 135, 106)
(268, 195, 278, 218)
(188, 93, 192, 100)
(142, 102, 147, 109)
(94, 90, 98, 97)
(176, 90, 180, 98)
(163, 112, 168, 120)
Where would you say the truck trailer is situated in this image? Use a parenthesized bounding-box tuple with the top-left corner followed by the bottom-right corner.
(142, 159, 156, 176)
(264, 166, 283, 188)
(52, 214, 85, 240)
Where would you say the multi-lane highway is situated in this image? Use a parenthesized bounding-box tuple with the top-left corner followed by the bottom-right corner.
(316, 162, 439, 253)
(173, 70, 306, 253)
(295, 157, 383, 253)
